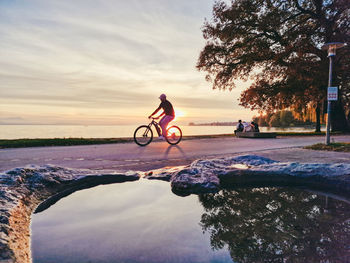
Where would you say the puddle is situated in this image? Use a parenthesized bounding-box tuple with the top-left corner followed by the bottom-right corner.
(31, 180, 350, 263)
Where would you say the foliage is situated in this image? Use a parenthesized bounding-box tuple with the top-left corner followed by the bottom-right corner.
(279, 110, 294, 126)
(304, 142, 350, 152)
(253, 113, 273, 126)
(269, 113, 282, 127)
(197, 0, 350, 129)
(199, 187, 350, 263)
(254, 110, 308, 127)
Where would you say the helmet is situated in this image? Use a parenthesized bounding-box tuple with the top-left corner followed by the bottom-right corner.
(159, 94, 166, 100)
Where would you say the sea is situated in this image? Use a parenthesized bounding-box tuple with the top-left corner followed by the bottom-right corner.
(0, 125, 323, 140)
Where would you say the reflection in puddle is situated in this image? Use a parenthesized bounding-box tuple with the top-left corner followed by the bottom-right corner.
(31, 181, 350, 263)
(199, 188, 350, 263)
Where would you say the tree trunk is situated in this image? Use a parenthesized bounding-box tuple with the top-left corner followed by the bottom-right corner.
(315, 103, 321, 132)
(331, 101, 350, 132)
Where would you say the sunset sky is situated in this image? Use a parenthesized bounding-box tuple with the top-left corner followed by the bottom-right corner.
(0, 0, 256, 125)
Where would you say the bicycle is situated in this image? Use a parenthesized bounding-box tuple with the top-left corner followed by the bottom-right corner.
(133, 118, 182, 146)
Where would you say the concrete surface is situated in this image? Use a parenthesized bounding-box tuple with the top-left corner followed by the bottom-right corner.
(1, 135, 350, 172)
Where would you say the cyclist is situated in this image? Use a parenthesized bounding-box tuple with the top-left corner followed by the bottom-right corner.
(148, 94, 175, 140)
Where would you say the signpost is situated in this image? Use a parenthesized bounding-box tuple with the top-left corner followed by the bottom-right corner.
(322, 42, 346, 145)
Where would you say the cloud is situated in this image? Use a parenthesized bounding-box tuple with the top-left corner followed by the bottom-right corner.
(0, 0, 255, 126)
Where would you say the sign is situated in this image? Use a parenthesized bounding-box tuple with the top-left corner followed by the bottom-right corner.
(328, 86, 338, 101)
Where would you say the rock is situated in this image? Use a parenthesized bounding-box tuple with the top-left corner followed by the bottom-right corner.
(170, 155, 350, 196)
(144, 166, 185, 181)
(141, 155, 350, 196)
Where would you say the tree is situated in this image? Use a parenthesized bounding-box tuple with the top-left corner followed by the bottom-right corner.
(279, 110, 295, 126)
(269, 113, 281, 127)
(258, 115, 269, 126)
(197, 0, 350, 132)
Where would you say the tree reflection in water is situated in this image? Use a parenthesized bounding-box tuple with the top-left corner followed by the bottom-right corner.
(199, 187, 350, 263)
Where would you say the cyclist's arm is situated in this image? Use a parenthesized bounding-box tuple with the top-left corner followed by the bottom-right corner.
(151, 111, 165, 119)
(149, 106, 162, 118)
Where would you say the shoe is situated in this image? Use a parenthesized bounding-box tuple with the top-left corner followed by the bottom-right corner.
(158, 136, 165, 140)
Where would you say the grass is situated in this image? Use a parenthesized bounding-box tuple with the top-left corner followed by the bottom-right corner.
(0, 138, 133, 148)
(276, 131, 325, 136)
(304, 142, 350, 152)
(0, 135, 236, 148)
(0, 131, 345, 149)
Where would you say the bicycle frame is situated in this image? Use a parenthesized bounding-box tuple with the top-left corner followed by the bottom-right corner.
(148, 119, 162, 136)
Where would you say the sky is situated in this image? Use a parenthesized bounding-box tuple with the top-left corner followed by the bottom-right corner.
(0, 0, 257, 125)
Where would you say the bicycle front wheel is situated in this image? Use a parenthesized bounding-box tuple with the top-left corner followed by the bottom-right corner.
(166, 126, 182, 145)
(134, 125, 153, 146)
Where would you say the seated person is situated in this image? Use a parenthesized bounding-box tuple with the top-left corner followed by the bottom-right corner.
(251, 121, 260, 132)
(234, 119, 244, 134)
(243, 121, 253, 132)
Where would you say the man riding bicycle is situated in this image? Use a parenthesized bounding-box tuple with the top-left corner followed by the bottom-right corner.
(148, 94, 175, 140)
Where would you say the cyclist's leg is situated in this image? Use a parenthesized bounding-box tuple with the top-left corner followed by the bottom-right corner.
(155, 123, 161, 136)
(159, 115, 174, 137)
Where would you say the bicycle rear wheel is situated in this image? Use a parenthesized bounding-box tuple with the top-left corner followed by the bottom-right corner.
(165, 126, 182, 145)
(134, 125, 153, 146)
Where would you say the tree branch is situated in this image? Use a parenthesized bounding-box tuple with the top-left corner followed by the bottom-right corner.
(293, 0, 318, 18)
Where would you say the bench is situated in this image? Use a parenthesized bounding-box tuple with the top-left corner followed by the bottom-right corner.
(235, 132, 277, 138)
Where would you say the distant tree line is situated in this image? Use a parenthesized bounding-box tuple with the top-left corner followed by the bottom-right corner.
(252, 110, 314, 127)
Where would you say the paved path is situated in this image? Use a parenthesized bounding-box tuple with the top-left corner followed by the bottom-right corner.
(1, 135, 350, 172)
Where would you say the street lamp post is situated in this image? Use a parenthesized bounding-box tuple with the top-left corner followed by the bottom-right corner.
(321, 42, 346, 145)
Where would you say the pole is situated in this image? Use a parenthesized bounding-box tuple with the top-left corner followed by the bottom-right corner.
(325, 55, 333, 145)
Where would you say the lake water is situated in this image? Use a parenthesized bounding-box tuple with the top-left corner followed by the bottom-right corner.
(1, 125, 323, 139)
(31, 180, 350, 263)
